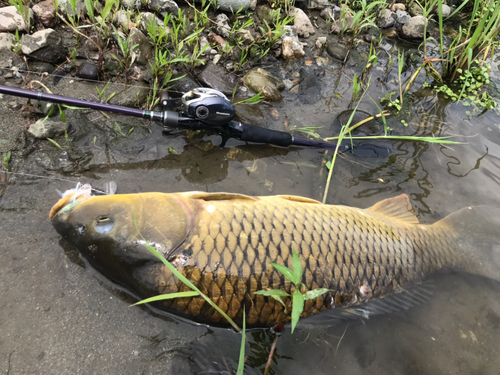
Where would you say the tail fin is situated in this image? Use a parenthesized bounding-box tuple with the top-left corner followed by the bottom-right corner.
(437, 206, 500, 282)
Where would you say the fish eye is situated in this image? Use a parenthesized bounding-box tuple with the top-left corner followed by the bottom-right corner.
(94, 215, 115, 233)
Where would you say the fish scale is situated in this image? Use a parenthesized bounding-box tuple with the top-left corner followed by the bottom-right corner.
(50, 191, 474, 328)
(146, 196, 458, 326)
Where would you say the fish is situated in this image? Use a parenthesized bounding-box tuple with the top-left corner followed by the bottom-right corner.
(49, 186, 500, 328)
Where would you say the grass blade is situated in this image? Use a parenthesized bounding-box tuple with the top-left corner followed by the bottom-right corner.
(132, 291, 200, 305)
(237, 310, 246, 375)
(140, 241, 241, 332)
(291, 289, 304, 334)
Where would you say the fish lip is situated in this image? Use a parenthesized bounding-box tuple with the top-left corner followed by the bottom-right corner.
(49, 192, 90, 220)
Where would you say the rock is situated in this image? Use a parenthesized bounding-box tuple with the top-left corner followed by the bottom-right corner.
(129, 28, 151, 66)
(315, 36, 326, 48)
(198, 62, 238, 96)
(28, 118, 69, 139)
(57, 0, 85, 18)
(291, 7, 315, 38)
(382, 28, 398, 38)
(167, 73, 200, 98)
(326, 37, 349, 61)
(440, 4, 452, 18)
(0, 33, 14, 51)
(113, 10, 134, 29)
(212, 54, 221, 64)
(408, 3, 423, 16)
(390, 3, 406, 11)
(215, 13, 230, 38)
(401, 16, 427, 40)
(139, 12, 163, 32)
(298, 67, 323, 104)
(29, 61, 55, 74)
(76, 62, 98, 80)
(282, 37, 305, 60)
(108, 81, 150, 107)
(320, 7, 334, 20)
(308, 0, 330, 9)
(0, 6, 33, 32)
(147, 0, 179, 17)
(21, 29, 66, 63)
(238, 28, 255, 45)
(395, 9, 411, 25)
(256, 5, 275, 25)
(378, 9, 396, 28)
(280, 26, 304, 60)
(122, 0, 141, 9)
(217, 0, 252, 12)
(32, 0, 58, 28)
(243, 68, 284, 102)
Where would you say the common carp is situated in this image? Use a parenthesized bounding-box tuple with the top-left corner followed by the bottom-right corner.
(50, 186, 500, 328)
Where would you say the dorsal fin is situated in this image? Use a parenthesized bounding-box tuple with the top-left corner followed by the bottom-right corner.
(367, 194, 419, 224)
(275, 195, 322, 204)
(179, 191, 258, 202)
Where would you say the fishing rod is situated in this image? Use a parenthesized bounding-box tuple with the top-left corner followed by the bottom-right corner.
(0, 84, 348, 150)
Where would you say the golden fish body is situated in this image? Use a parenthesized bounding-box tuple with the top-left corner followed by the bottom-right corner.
(50, 191, 482, 328)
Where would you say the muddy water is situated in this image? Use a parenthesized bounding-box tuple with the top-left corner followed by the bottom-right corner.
(2, 51, 500, 374)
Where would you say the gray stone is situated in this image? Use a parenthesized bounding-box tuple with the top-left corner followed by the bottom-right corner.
(0, 6, 33, 32)
(326, 38, 349, 61)
(76, 62, 98, 80)
(256, 5, 275, 25)
(108, 81, 150, 107)
(298, 67, 323, 104)
(395, 9, 411, 25)
(0, 33, 14, 51)
(440, 4, 452, 18)
(139, 12, 164, 32)
(198, 62, 238, 96)
(308, 0, 331, 10)
(129, 28, 151, 66)
(320, 7, 334, 21)
(57, 0, 85, 18)
(291, 7, 315, 38)
(112, 9, 132, 29)
(215, 13, 230, 38)
(378, 9, 396, 28)
(243, 68, 284, 102)
(216, 0, 252, 12)
(32, 0, 58, 28)
(122, 0, 141, 9)
(167, 73, 200, 98)
(408, 3, 423, 16)
(282, 37, 305, 61)
(28, 118, 69, 139)
(147, 0, 179, 16)
(401, 16, 427, 40)
(21, 29, 66, 63)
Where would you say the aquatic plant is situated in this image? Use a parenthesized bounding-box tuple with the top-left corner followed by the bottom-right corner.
(405, 0, 499, 106)
(9, 0, 31, 32)
(3, 151, 11, 172)
(110, 25, 139, 75)
(254, 250, 331, 333)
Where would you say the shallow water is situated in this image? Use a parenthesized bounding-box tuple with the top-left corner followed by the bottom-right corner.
(1, 47, 500, 374)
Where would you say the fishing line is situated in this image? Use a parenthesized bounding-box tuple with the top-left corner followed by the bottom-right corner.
(0, 66, 188, 96)
(3, 171, 110, 195)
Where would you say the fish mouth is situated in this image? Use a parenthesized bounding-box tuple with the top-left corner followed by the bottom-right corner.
(49, 185, 93, 220)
